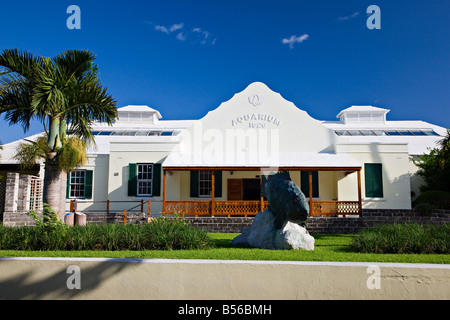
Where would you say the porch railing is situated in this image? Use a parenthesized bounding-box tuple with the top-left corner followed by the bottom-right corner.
(164, 200, 361, 217)
(310, 201, 360, 216)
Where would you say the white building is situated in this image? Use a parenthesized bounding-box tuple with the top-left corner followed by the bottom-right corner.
(0, 82, 447, 216)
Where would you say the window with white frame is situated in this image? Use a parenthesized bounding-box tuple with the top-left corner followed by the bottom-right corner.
(69, 170, 85, 199)
(137, 164, 153, 196)
(198, 170, 212, 197)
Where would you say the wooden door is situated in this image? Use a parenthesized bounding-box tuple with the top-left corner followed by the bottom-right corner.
(227, 179, 243, 200)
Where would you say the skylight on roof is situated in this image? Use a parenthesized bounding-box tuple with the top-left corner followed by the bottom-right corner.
(334, 129, 440, 137)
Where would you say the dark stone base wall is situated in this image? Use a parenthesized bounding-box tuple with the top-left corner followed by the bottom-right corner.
(183, 209, 450, 234)
(3, 209, 449, 234)
(2, 211, 39, 227)
(2, 211, 146, 227)
(184, 217, 254, 234)
(86, 212, 145, 225)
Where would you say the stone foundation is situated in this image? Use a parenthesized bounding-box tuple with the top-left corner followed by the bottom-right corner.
(2, 209, 449, 234)
(183, 209, 450, 234)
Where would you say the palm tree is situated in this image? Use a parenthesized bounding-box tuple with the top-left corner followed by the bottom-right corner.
(0, 49, 117, 216)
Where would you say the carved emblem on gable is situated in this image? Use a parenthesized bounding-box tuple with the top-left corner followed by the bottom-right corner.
(248, 94, 265, 107)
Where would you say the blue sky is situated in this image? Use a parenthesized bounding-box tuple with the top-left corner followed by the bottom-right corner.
(1, 0, 449, 144)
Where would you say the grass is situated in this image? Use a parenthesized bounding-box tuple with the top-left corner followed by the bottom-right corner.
(1, 232, 449, 264)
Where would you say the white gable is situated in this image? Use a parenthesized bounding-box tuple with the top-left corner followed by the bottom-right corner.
(173, 82, 338, 167)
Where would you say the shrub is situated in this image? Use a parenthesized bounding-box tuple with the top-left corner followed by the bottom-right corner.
(413, 191, 450, 210)
(415, 203, 436, 217)
(0, 218, 212, 251)
(351, 223, 450, 254)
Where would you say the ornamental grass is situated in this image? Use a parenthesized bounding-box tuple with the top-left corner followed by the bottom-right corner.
(351, 223, 450, 254)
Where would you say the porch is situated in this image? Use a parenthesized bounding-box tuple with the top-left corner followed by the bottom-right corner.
(164, 199, 361, 217)
(162, 165, 363, 217)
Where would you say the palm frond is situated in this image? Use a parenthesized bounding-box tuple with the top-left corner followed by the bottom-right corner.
(0, 48, 44, 80)
(56, 137, 88, 172)
(14, 136, 49, 169)
(0, 82, 35, 132)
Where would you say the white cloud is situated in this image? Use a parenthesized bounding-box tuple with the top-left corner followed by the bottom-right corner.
(192, 27, 215, 45)
(176, 32, 187, 41)
(154, 22, 184, 35)
(151, 22, 216, 45)
(282, 34, 309, 49)
(338, 12, 360, 20)
(154, 25, 169, 34)
(169, 23, 184, 33)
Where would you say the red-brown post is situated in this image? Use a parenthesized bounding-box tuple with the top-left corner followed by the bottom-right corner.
(260, 175, 264, 212)
(357, 169, 362, 216)
(124, 209, 127, 225)
(106, 200, 110, 214)
(211, 170, 215, 217)
(148, 200, 151, 219)
(309, 170, 313, 215)
(141, 199, 144, 214)
(162, 169, 167, 216)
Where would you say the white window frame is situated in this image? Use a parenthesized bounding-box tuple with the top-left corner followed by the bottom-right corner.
(69, 170, 86, 199)
(137, 164, 153, 197)
(198, 170, 212, 198)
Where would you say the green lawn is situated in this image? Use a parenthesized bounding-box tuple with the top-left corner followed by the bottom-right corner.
(1, 233, 449, 264)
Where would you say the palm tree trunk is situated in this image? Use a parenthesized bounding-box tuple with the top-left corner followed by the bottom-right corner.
(44, 117, 68, 219)
(48, 116, 62, 151)
(43, 152, 66, 220)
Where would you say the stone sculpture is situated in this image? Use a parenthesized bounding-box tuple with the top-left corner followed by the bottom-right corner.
(232, 171, 315, 250)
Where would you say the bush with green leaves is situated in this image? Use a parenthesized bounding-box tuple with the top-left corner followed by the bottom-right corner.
(0, 216, 212, 251)
(415, 203, 436, 217)
(351, 223, 450, 254)
(413, 190, 450, 210)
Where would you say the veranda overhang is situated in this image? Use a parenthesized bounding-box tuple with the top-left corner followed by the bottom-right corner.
(162, 151, 362, 171)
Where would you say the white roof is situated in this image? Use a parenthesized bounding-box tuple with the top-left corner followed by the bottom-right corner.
(162, 152, 362, 169)
(322, 120, 447, 155)
(337, 105, 390, 118)
(117, 105, 162, 119)
(92, 119, 195, 130)
(0, 132, 45, 164)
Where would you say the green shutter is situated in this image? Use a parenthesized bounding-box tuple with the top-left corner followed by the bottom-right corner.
(190, 171, 199, 198)
(365, 164, 383, 197)
(152, 163, 162, 197)
(312, 171, 319, 198)
(84, 170, 93, 200)
(128, 163, 138, 197)
(301, 171, 319, 198)
(66, 172, 71, 199)
(214, 171, 223, 198)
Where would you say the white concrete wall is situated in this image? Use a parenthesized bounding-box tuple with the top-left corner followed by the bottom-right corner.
(65, 155, 110, 213)
(336, 143, 412, 209)
(0, 258, 448, 300)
